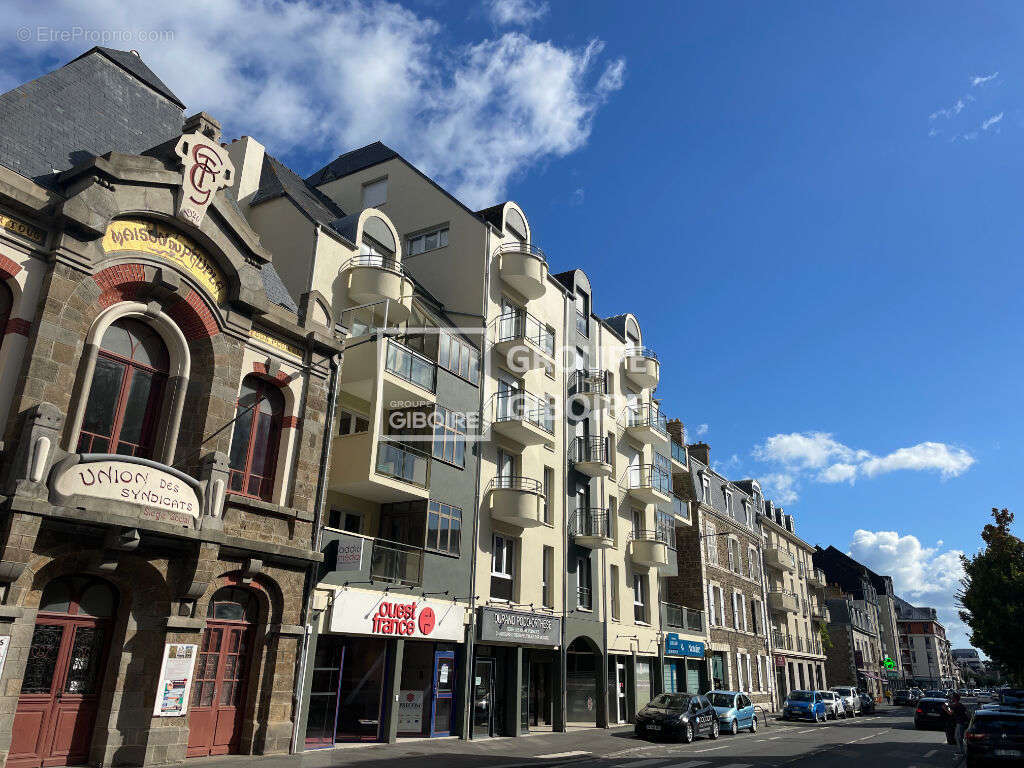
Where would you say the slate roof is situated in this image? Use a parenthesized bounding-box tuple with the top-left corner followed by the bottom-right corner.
(0, 47, 183, 187)
(305, 141, 399, 187)
(260, 262, 298, 313)
(250, 154, 348, 233)
(689, 456, 758, 532)
(476, 203, 505, 230)
(603, 314, 630, 340)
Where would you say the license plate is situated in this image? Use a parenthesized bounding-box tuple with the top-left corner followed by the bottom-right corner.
(995, 750, 1022, 757)
(646, 724, 661, 731)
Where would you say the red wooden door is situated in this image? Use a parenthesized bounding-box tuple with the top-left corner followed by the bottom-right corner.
(186, 622, 252, 757)
(10, 617, 109, 768)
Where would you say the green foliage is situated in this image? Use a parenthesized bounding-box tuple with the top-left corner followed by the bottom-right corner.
(958, 508, 1024, 686)
(818, 621, 833, 650)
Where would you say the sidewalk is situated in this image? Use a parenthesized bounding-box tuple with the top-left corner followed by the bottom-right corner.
(188, 726, 628, 768)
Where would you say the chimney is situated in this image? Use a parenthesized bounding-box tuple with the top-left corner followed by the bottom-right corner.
(784, 514, 795, 533)
(182, 111, 222, 143)
(687, 442, 710, 466)
(226, 135, 266, 207)
(667, 418, 685, 446)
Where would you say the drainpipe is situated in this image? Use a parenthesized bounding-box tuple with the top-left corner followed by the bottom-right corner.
(291, 350, 342, 752)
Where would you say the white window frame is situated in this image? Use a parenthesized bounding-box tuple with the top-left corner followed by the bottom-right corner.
(748, 545, 760, 580)
(701, 474, 711, 504)
(736, 652, 744, 690)
(492, 534, 514, 579)
(407, 224, 449, 256)
(705, 522, 718, 565)
(724, 488, 733, 514)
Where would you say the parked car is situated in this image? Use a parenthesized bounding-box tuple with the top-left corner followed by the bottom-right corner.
(831, 686, 861, 717)
(819, 690, 845, 720)
(999, 689, 1024, 707)
(781, 690, 828, 723)
(914, 697, 950, 730)
(893, 690, 914, 706)
(910, 687, 925, 701)
(924, 689, 948, 699)
(706, 690, 758, 734)
(965, 707, 1024, 766)
(858, 693, 876, 714)
(635, 693, 720, 743)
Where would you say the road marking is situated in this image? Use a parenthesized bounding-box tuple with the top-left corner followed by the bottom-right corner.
(924, 749, 938, 758)
(796, 728, 818, 733)
(691, 745, 728, 753)
(536, 751, 590, 759)
(765, 735, 783, 740)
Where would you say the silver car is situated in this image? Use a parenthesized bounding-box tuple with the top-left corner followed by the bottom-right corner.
(830, 686, 860, 716)
(818, 690, 844, 720)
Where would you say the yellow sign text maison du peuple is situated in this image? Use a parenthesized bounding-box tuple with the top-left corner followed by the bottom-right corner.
(102, 219, 228, 304)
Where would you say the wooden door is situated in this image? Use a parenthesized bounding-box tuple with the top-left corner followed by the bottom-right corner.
(10, 617, 109, 768)
(186, 622, 252, 757)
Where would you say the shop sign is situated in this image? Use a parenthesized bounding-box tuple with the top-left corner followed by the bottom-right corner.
(478, 608, 561, 647)
(174, 132, 234, 227)
(335, 538, 363, 572)
(102, 218, 228, 304)
(51, 457, 201, 525)
(250, 327, 304, 359)
(153, 643, 198, 717)
(0, 211, 44, 244)
(329, 589, 466, 642)
(397, 690, 425, 732)
(665, 633, 705, 658)
(774, 654, 787, 667)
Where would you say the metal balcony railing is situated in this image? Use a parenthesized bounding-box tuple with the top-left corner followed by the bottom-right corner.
(375, 441, 431, 487)
(671, 440, 687, 463)
(570, 435, 610, 465)
(569, 509, 611, 539)
(630, 527, 672, 544)
(568, 369, 609, 398)
(672, 495, 690, 522)
(491, 390, 554, 433)
(492, 309, 555, 357)
(577, 586, 593, 610)
(369, 538, 424, 586)
(626, 403, 669, 436)
(660, 601, 705, 632)
(772, 630, 794, 650)
(344, 254, 409, 274)
(626, 463, 671, 495)
(385, 339, 437, 392)
(624, 345, 658, 361)
(495, 241, 547, 264)
(488, 475, 544, 494)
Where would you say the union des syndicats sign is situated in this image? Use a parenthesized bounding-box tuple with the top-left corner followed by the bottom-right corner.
(478, 607, 561, 647)
(50, 455, 202, 527)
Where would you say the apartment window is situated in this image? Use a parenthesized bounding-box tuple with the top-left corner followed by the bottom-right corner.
(738, 593, 748, 631)
(575, 289, 589, 336)
(633, 573, 648, 623)
(631, 509, 644, 538)
(426, 501, 462, 555)
(543, 395, 556, 434)
(748, 546, 759, 580)
(327, 509, 362, 534)
(542, 546, 554, 608)
(542, 466, 554, 524)
(438, 332, 480, 385)
(408, 225, 449, 256)
(728, 537, 740, 573)
(432, 406, 466, 467)
(743, 500, 752, 527)
(362, 178, 387, 208)
(610, 565, 620, 620)
(705, 522, 718, 565)
(338, 409, 369, 435)
(656, 510, 675, 548)
(491, 535, 514, 601)
(577, 557, 593, 609)
(756, 656, 764, 691)
(736, 653, 745, 690)
(751, 599, 763, 635)
(608, 494, 618, 543)
(709, 584, 725, 627)
(701, 475, 711, 504)
(724, 489, 733, 514)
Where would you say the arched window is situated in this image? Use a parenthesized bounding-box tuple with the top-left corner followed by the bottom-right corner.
(206, 586, 257, 622)
(39, 575, 117, 617)
(78, 318, 169, 457)
(0, 281, 11, 340)
(228, 376, 285, 500)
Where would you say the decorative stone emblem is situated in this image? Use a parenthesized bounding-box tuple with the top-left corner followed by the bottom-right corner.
(174, 132, 234, 227)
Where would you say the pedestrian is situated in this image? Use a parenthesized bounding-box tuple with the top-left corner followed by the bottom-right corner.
(948, 693, 969, 756)
(884, 689, 892, 705)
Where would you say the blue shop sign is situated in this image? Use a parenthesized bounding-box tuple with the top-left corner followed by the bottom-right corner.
(665, 633, 705, 658)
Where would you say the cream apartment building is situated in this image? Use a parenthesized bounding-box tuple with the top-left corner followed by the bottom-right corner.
(758, 503, 829, 698)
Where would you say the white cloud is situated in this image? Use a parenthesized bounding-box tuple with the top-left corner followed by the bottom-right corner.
(695, 423, 709, 437)
(930, 95, 972, 120)
(486, 0, 549, 27)
(761, 472, 799, 505)
(2, 0, 623, 208)
(982, 112, 1004, 131)
(971, 72, 998, 87)
(752, 431, 975, 501)
(849, 529, 970, 646)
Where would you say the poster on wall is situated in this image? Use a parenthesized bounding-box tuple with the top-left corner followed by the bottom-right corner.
(153, 643, 198, 717)
(0, 636, 10, 680)
(397, 690, 425, 733)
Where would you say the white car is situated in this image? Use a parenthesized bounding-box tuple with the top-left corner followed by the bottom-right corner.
(818, 690, 845, 720)
(830, 686, 861, 716)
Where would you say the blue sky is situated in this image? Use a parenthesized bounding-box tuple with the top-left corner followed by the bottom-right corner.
(5, 0, 1021, 645)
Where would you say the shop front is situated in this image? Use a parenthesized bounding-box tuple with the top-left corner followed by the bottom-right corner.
(304, 589, 469, 747)
(663, 635, 707, 694)
(473, 608, 562, 738)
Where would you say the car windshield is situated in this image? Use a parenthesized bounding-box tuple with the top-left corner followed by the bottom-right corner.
(972, 716, 1024, 735)
(789, 691, 814, 702)
(648, 694, 691, 710)
(708, 693, 736, 708)
(925, 690, 946, 698)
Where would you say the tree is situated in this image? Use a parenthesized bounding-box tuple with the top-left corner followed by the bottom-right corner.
(958, 508, 1024, 686)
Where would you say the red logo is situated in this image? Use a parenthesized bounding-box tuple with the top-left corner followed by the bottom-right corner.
(406, 692, 415, 702)
(418, 607, 436, 635)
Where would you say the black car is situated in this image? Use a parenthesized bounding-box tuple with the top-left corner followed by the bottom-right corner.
(915, 697, 949, 730)
(999, 690, 1024, 707)
(635, 693, 720, 743)
(965, 707, 1024, 767)
(893, 690, 914, 706)
(858, 693, 877, 714)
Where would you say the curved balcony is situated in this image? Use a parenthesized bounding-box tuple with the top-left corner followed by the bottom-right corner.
(342, 255, 414, 321)
(489, 391, 553, 446)
(488, 475, 545, 529)
(495, 242, 548, 300)
(568, 369, 611, 412)
(768, 589, 800, 614)
(569, 509, 614, 549)
(622, 346, 659, 389)
(569, 436, 612, 478)
(763, 545, 796, 573)
(629, 528, 670, 568)
(491, 309, 555, 373)
(625, 403, 669, 445)
(807, 567, 827, 589)
(622, 464, 672, 505)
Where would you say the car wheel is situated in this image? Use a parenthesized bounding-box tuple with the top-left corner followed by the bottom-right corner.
(750, 717, 758, 733)
(709, 719, 720, 740)
(682, 722, 694, 744)
(729, 719, 738, 735)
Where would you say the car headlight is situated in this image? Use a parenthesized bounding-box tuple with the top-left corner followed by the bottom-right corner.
(678, 714, 689, 723)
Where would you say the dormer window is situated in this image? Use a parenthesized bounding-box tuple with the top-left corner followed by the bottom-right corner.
(724, 489, 733, 514)
(701, 475, 711, 504)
